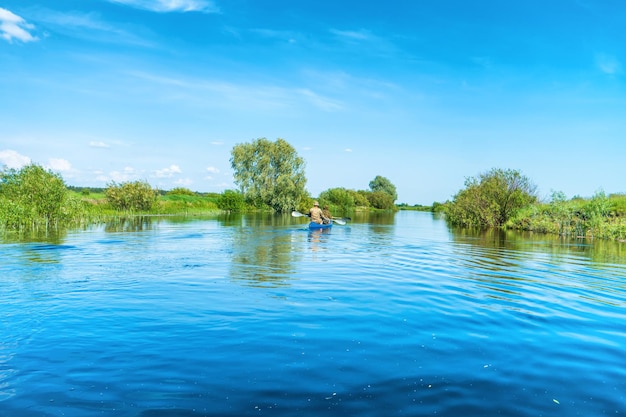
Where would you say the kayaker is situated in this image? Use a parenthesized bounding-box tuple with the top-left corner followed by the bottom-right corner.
(309, 201, 328, 224)
(322, 205, 332, 224)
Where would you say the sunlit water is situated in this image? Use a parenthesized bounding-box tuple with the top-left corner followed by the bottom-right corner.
(1, 211, 625, 416)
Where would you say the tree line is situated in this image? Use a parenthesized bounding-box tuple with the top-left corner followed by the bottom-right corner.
(2, 138, 625, 240)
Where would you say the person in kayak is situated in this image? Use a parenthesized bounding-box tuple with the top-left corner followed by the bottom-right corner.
(309, 201, 329, 224)
(322, 205, 332, 224)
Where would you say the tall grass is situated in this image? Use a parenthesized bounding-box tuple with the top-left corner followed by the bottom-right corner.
(506, 192, 626, 241)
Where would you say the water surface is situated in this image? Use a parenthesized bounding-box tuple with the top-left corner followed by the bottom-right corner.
(1, 211, 625, 416)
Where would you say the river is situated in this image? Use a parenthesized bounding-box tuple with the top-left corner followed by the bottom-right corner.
(1, 211, 625, 416)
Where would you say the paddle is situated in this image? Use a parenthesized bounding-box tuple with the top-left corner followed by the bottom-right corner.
(291, 211, 346, 226)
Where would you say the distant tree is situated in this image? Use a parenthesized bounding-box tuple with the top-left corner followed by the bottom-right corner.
(230, 138, 307, 212)
(369, 175, 398, 202)
(319, 187, 355, 211)
(350, 189, 370, 207)
(446, 168, 537, 227)
(167, 187, 196, 196)
(105, 180, 159, 211)
(367, 190, 395, 210)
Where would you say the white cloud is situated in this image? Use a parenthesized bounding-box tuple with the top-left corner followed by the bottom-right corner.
(109, 167, 137, 182)
(155, 164, 182, 178)
(0, 149, 31, 169)
(175, 178, 193, 186)
(596, 54, 622, 75)
(211, 141, 224, 145)
(47, 158, 72, 172)
(0, 8, 38, 43)
(90, 141, 110, 148)
(345, 148, 353, 153)
(107, 0, 219, 13)
(206, 166, 220, 174)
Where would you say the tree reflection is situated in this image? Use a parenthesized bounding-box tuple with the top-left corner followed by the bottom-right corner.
(227, 213, 302, 287)
(104, 216, 156, 233)
(450, 226, 626, 266)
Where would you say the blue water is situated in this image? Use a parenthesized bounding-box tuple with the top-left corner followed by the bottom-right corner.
(1, 211, 625, 416)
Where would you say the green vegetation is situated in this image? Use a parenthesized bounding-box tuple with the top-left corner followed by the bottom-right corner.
(440, 167, 626, 241)
(230, 138, 307, 212)
(369, 175, 398, 202)
(506, 190, 626, 241)
(105, 180, 159, 211)
(314, 175, 399, 214)
(0, 164, 102, 231)
(216, 189, 245, 212)
(3, 154, 625, 242)
(444, 168, 538, 227)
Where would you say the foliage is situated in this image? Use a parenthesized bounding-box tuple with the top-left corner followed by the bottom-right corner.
(369, 175, 398, 202)
(217, 189, 245, 212)
(507, 190, 626, 240)
(318, 187, 355, 211)
(167, 187, 196, 196)
(0, 164, 68, 230)
(350, 189, 370, 207)
(367, 190, 396, 210)
(104, 180, 159, 211)
(230, 138, 307, 213)
(445, 168, 537, 227)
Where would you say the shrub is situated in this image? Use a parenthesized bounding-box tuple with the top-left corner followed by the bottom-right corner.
(367, 191, 396, 210)
(319, 187, 355, 211)
(217, 189, 245, 212)
(104, 181, 159, 211)
(167, 187, 196, 196)
(0, 163, 68, 229)
(446, 168, 537, 227)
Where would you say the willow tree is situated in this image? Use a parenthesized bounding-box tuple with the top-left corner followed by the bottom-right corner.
(230, 138, 307, 212)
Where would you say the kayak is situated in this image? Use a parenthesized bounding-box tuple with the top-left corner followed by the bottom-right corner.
(309, 221, 332, 229)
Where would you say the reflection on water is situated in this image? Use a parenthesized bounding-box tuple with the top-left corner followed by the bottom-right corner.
(104, 216, 156, 232)
(228, 214, 303, 287)
(451, 226, 626, 266)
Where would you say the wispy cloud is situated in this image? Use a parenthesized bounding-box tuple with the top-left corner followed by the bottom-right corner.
(297, 89, 343, 111)
(31, 8, 153, 47)
(330, 29, 371, 42)
(155, 164, 182, 178)
(0, 149, 31, 168)
(90, 141, 110, 148)
(344, 148, 353, 153)
(211, 141, 224, 145)
(206, 166, 220, 174)
(108, 0, 219, 13)
(595, 53, 622, 75)
(129, 71, 344, 112)
(0, 8, 38, 43)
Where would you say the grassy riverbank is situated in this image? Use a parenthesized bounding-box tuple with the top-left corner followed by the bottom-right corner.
(506, 192, 626, 241)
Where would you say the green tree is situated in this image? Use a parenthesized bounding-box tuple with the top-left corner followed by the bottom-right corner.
(318, 187, 355, 211)
(230, 138, 307, 212)
(446, 168, 537, 227)
(0, 163, 67, 229)
(367, 190, 395, 210)
(369, 175, 398, 202)
(105, 180, 159, 211)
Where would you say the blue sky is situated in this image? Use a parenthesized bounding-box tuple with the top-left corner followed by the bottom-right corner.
(1, 0, 624, 204)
